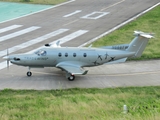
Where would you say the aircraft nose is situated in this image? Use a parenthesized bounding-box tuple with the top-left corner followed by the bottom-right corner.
(3, 56, 9, 60)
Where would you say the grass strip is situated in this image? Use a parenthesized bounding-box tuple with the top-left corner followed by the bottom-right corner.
(0, 87, 160, 120)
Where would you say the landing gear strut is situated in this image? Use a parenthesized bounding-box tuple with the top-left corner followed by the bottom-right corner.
(27, 67, 32, 77)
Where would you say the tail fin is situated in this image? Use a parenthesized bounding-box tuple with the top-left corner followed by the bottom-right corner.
(126, 31, 154, 58)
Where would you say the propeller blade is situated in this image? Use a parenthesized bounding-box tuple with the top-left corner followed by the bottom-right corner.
(7, 49, 9, 70)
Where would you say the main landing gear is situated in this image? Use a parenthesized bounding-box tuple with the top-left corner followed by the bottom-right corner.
(66, 72, 75, 81)
(68, 75, 75, 81)
(27, 67, 32, 77)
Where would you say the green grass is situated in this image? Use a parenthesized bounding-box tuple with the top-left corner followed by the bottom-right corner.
(0, 87, 160, 120)
(92, 6, 160, 60)
(0, 0, 67, 5)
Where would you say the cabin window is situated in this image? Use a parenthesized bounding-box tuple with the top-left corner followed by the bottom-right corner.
(73, 53, 76, 57)
(83, 53, 87, 57)
(65, 53, 68, 57)
(58, 53, 62, 57)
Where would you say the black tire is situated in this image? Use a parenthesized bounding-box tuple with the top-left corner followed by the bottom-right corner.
(68, 75, 75, 81)
(27, 71, 32, 77)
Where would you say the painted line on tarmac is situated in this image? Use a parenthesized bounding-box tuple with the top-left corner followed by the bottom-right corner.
(101, 0, 125, 11)
(79, 2, 160, 47)
(0, 29, 69, 57)
(27, 30, 88, 53)
(0, 25, 23, 33)
(81, 12, 110, 20)
(0, 26, 40, 42)
(63, 10, 82, 17)
(0, 0, 76, 24)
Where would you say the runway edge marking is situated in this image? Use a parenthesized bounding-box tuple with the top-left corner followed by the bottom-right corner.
(79, 2, 160, 47)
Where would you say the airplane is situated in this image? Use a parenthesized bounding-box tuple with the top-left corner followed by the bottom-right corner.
(3, 31, 154, 81)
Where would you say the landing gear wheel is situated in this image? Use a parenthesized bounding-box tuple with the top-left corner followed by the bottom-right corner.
(68, 75, 75, 81)
(27, 71, 32, 77)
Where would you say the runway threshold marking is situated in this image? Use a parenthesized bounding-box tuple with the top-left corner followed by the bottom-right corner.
(0, 26, 40, 42)
(63, 10, 82, 17)
(0, 29, 88, 70)
(28, 30, 88, 53)
(0, 25, 23, 34)
(101, 0, 125, 11)
(0, 29, 69, 57)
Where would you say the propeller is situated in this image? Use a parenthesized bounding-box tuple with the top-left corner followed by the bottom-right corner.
(7, 49, 9, 69)
(3, 49, 10, 70)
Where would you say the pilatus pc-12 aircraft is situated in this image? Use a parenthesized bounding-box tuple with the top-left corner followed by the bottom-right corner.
(3, 31, 153, 81)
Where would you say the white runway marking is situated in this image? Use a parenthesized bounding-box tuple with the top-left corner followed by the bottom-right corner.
(63, 10, 82, 17)
(0, 61, 12, 70)
(28, 30, 88, 53)
(0, 26, 40, 42)
(79, 2, 160, 47)
(101, 0, 125, 11)
(0, 30, 88, 70)
(81, 12, 109, 19)
(0, 29, 69, 57)
(51, 30, 88, 44)
(0, 25, 23, 34)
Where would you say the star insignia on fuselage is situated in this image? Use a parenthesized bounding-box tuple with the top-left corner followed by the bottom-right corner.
(105, 52, 109, 59)
(109, 57, 115, 62)
(93, 60, 100, 65)
(98, 55, 102, 61)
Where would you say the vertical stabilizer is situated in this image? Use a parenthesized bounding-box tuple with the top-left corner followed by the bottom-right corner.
(126, 31, 154, 57)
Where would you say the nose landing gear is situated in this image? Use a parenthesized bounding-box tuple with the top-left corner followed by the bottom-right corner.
(27, 67, 32, 77)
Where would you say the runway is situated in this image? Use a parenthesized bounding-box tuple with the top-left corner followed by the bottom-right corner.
(0, 0, 159, 90)
(0, 60, 160, 90)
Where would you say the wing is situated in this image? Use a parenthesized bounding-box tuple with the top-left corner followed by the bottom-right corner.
(56, 62, 88, 75)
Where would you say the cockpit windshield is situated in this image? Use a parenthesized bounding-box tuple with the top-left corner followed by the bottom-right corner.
(35, 49, 47, 56)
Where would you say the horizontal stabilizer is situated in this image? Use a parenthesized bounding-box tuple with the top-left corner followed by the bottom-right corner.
(134, 31, 154, 38)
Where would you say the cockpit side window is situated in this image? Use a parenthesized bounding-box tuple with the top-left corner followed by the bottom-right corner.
(35, 50, 47, 56)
